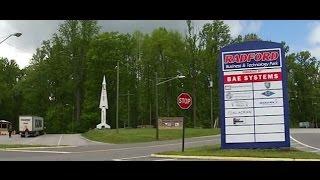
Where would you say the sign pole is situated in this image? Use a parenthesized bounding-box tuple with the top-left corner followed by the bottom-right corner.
(177, 92, 192, 152)
(182, 116, 185, 152)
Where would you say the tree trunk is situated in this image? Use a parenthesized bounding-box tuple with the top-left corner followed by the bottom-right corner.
(75, 88, 81, 125)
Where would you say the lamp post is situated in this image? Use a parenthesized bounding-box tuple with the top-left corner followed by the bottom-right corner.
(0, 33, 22, 45)
(116, 61, 119, 133)
(208, 74, 214, 128)
(155, 73, 185, 140)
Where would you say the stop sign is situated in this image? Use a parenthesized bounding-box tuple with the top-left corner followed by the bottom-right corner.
(177, 92, 192, 110)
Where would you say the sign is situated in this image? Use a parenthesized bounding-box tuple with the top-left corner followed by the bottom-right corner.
(158, 117, 183, 129)
(177, 93, 192, 110)
(219, 41, 290, 149)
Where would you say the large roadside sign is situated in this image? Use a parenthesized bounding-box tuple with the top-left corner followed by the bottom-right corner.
(219, 41, 290, 149)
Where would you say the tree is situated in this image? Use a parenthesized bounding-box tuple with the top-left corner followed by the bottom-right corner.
(198, 20, 232, 127)
(0, 58, 22, 128)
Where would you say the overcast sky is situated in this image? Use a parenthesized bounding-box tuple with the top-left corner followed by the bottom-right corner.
(0, 20, 303, 69)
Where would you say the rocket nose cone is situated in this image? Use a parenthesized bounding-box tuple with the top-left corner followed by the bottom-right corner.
(102, 75, 106, 84)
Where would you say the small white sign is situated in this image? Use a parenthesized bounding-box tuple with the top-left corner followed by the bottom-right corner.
(255, 115, 284, 125)
(253, 81, 283, 90)
(254, 89, 283, 99)
(255, 133, 285, 142)
(255, 107, 284, 116)
(225, 108, 254, 117)
(255, 124, 285, 133)
(224, 83, 253, 91)
(225, 117, 254, 126)
(226, 134, 255, 143)
(226, 125, 255, 134)
(225, 99, 253, 108)
(254, 98, 283, 107)
(225, 91, 253, 100)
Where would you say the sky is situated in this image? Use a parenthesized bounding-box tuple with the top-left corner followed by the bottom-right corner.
(0, 20, 319, 69)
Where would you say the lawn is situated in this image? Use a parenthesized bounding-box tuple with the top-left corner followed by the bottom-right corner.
(158, 145, 320, 159)
(0, 144, 50, 149)
(82, 128, 220, 144)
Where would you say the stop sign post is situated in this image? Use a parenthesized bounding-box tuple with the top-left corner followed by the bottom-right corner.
(177, 92, 192, 152)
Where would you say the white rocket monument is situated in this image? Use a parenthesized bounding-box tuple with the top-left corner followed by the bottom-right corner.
(96, 75, 111, 129)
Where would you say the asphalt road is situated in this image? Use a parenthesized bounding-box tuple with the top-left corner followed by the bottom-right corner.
(290, 128, 320, 153)
(0, 135, 219, 161)
(0, 128, 319, 161)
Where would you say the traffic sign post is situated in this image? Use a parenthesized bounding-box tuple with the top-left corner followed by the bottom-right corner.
(177, 92, 192, 152)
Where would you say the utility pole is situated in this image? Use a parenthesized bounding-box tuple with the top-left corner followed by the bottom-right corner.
(127, 90, 130, 128)
(155, 72, 159, 140)
(120, 91, 134, 128)
(116, 61, 119, 133)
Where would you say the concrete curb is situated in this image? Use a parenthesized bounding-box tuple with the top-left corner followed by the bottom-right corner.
(151, 154, 320, 161)
(79, 134, 114, 145)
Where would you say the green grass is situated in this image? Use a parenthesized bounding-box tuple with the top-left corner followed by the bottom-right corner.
(159, 145, 320, 159)
(0, 144, 50, 149)
(82, 128, 220, 144)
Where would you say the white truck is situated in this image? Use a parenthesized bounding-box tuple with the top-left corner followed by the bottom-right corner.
(19, 116, 44, 137)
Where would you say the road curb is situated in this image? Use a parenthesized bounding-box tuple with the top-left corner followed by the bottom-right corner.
(151, 154, 320, 161)
(79, 134, 114, 145)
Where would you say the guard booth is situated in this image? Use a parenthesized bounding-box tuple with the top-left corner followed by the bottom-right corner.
(0, 120, 12, 135)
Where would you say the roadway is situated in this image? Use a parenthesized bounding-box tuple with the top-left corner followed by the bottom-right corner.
(0, 128, 319, 161)
(0, 135, 219, 161)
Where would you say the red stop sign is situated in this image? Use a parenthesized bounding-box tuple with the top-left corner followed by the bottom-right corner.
(177, 92, 192, 110)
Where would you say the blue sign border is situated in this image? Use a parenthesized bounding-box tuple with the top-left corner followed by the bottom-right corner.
(219, 41, 290, 149)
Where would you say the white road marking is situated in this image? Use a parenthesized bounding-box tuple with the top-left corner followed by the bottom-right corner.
(5, 145, 77, 150)
(290, 136, 320, 151)
(1, 149, 71, 154)
(57, 135, 63, 146)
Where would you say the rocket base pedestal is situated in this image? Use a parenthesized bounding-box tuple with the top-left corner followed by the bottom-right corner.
(96, 123, 110, 129)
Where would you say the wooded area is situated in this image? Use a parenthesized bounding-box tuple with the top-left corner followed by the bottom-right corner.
(0, 20, 319, 133)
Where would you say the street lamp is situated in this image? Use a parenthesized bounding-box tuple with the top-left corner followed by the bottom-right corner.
(208, 74, 214, 128)
(0, 33, 22, 45)
(155, 73, 185, 140)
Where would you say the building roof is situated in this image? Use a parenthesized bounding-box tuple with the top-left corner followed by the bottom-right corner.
(0, 120, 11, 123)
